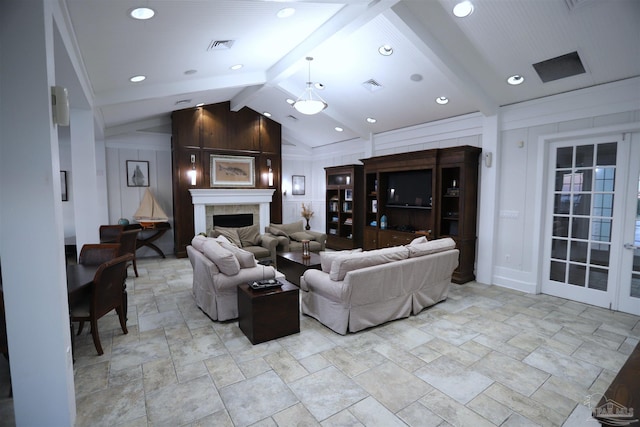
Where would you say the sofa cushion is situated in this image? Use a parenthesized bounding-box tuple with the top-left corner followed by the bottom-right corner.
(320, 249, 362, 273)
(191, 235, 208, 252)
(202, 239, 240, 275)
(329, 246, 409, 281)
(407, 237, 456, 258)
(290, 231, 316, 242)
(269, 220, 304, 237)
(237, 224, 262, 247)
(219, 240, 256, 268)
(213, 226, 242, 247)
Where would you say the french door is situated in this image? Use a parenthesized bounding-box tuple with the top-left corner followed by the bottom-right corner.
(542, 134, 640, 315)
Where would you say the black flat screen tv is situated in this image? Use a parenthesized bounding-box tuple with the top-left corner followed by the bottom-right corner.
(386, 169, 432, 209)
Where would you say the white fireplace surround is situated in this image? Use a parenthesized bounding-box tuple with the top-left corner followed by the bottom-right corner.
(189, 189, 275, 235)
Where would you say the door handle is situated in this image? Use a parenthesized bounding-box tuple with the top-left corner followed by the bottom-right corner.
(624, 243, 640, 250)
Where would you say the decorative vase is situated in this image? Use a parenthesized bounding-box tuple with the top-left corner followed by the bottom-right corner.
(302, 240, 311, 259)
(305, 218, 311, 230)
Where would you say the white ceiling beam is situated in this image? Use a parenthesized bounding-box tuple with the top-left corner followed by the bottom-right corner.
(230, 0, 400, 129)
(388, 1, 499, 116)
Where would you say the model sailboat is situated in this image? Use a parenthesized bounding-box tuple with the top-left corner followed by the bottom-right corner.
(133, 188, 168, 228)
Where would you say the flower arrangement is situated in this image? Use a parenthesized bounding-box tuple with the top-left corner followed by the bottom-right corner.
(301, 203, 314, 220)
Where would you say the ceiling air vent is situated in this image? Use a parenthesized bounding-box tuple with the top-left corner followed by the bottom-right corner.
(362, 79, 383, 92)
(207, 40, 235, 51)
(286, 115, 298, 121)
(533, 51, 586, 83)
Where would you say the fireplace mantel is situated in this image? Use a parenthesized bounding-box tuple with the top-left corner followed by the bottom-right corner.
(189, 189, 275, 235)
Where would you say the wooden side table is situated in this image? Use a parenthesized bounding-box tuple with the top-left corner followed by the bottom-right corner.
(237, 280, 300, 344)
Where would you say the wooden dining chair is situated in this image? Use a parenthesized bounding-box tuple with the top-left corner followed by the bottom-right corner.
(70, 254, 133, 355)
(78, 243, 121, 266)
(117, 229, 140, 277)
(99, 224, 124, 243)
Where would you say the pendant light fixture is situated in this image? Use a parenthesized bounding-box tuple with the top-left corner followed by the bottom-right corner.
(293, 57, 327, 115)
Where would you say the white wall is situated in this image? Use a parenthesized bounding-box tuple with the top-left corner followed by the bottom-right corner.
(105, 132, 174, 257)
(283, 77, 640, 294)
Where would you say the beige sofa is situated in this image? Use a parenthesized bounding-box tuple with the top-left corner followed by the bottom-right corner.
(300, 238, 459, 334)
(264, 220, 327, 253)
(187, 235, 280, 321)
(209, 224, 278, 265)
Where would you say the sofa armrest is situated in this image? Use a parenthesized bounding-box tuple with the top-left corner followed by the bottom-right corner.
(264, 233, 290, 252)
(260, 234, 278, 261)
(307, 230, 327, 251)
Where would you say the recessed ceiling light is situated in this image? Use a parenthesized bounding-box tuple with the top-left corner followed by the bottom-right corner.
(378, 45, 393, 56)
(435, 96, 449, 105)
(410, 73, 423, 82)
(184, 69, 197, 75)
(453, 1, 474, 18)
(366, 117, 377, 124)
(175, 99, 191, 106)
(335, 127, 344, 132)
(277, 7, 295, 18)
(195, 103, 204, 107)
(286, 98, 295, 105)
(230, 64, 243, 70)
(263, 112, 272, 117)
(507, 75, 525, 85)
(129, 7, 155, 20)
(129, 75, 146, 83)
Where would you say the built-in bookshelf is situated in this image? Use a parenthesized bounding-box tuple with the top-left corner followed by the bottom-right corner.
(325, 165, 363, 250)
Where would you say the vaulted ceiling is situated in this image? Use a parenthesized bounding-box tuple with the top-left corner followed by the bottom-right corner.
(61, 0, 640, 148)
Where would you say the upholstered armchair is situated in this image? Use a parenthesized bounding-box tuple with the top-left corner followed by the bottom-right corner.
(208, 224, 278, 265)
(265, 220, 326, 253)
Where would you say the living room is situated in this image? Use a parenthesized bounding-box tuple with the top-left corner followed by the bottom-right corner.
(2, 0, 640, 425)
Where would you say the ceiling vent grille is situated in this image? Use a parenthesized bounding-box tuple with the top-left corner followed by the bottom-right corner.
(207, 40, 235, 51)
(362, 79, 384, 92)
(533, 51, 586, 83)
(286, 115, 298, 121)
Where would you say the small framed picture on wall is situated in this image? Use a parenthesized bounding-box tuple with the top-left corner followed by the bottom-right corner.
(127, 160, 150, 187)
(292, 175, 305, 195)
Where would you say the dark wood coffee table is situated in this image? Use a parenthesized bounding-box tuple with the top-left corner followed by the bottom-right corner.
(237, 279, 300, 344)
(276, 251, 321, 286)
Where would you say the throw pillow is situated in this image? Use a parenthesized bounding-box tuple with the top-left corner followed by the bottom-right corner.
(237, 224, 262, 246)
(407, 237, 456, 258)
(320, 249, 362, 272)
(202, 240, 240, 275)
(329, 246, 409, 281)
(191, 235, 209, 252)
(268, 226, 289, 237)
(213, 226, 242, 247)
(289, 231, 316, 242)
(219, 241, 256, 268)
(410, 236, 428, 245)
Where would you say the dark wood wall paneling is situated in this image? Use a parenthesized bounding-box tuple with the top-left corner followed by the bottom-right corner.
(171, 102, 282, 257)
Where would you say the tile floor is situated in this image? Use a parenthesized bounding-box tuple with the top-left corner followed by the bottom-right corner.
(0, 256, 639, 426)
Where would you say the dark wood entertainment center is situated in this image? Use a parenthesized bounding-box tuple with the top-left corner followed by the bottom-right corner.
(360, 146, 481, 283)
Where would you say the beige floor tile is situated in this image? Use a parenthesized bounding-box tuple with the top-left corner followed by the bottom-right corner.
(466, 393, 512, 425)
(474, 351, 549, 396)
(415, 356, 492, 404)
(419, 389, 495, 427)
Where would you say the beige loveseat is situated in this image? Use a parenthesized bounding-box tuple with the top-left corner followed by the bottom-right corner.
(300, 237, 459, 334)
(187, 235, 280, 321)
(264, 220, 327, 253)
(209, 224, 278, 265)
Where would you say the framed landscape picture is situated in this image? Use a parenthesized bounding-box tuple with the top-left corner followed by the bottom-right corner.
(210, 155, 255, 187)
(127, 160, 149, 187)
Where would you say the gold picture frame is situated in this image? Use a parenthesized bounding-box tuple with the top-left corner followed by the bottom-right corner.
(210, 155, 255, 187)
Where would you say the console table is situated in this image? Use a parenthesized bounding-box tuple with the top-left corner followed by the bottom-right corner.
(126, 222, 171, 258)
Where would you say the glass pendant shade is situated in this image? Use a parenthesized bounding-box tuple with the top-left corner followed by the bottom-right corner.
(293, 57, 327, 115)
